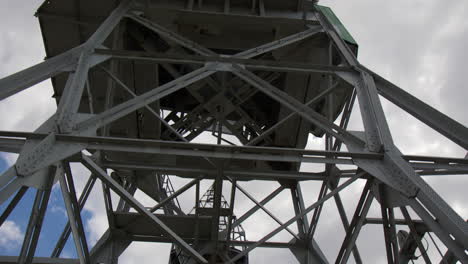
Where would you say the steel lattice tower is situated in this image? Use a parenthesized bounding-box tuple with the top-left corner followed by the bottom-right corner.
(0, 0, 467, 263)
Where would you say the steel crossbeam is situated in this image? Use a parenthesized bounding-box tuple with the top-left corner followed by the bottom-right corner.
(95, 49, 353, 74)
(2, 132, 468, 173)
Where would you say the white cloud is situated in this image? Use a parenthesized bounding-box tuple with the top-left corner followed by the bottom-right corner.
(50, 204, 68, 218)
(0, 220, 23, 250)
(0, 153, 18, 167)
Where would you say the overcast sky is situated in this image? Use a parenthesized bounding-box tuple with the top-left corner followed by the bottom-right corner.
(0, 0, 467, 263)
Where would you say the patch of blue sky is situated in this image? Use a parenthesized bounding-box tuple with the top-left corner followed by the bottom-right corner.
(0, 153, 94, 259)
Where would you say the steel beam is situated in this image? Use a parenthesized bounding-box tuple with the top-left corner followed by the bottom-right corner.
(228, 173, 362, 263)
(51, 174, 96, 258)
(368, 67, 468, 150)
(320, 5, 468, 252)
(400, 207, 432, 264)
(234, 183, 301, 241)
(0, 46, 82, 101)
(233, 25, 323, 59)
(126, 13, 215, 56)
(0, 137, 24, 153)
(306, 181, 327, 238)
(333, 89, 357, 151)
(55, 54, 91, 132)
(99, 66, 187, 142)
(0, 3, 466, 262)
(441, 249, 459, 264)
(313, 8, 358, 67)
(225, 179, 237, 246)
(18, 167, 55, 264)
(291, 183, 309, 237)
(0, 187, 28, 227)
(247, 82, 340, 146)
(379, 185, 399, 264)
(81, 155, 208, 263)
(128, 235, 298, 248)
(231, 186, 284, 228)
(3, 131, 468, 170)
(84, 0, 133, 49)
(352, 71, 387, 152)
(149, 177, 200, 213)
(88, 229, 131, 263)
(0, 0, 130, 101)
(100, 23, 124, 138)
(408, 199, 468, 263)
(333, 194, 362, 263)
(75, 66, 215, 131)
(101, 181, 117, 229)
(335, 182, 374, 264)
(209, 167, 224, 258)
(96, 49, 353, 74)
(0, 167, 23, 205)
(232, 67, 365, 147)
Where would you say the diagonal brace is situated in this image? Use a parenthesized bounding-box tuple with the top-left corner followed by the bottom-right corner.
(232, 66, 365, 147)
(228, 173, 363, 263)
(233, 25, 323, 59)
(75, 66, 215, 131)
(81, 154, 208, 264)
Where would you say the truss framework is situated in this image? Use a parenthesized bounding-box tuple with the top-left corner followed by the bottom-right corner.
(0, 1, 467, 263)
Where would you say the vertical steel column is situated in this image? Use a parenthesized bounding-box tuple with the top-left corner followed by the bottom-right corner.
(51, 174, 96, 258)
(291, 184, 308, 239)
(225, 179, 237, 247)
(58, 164, 90, 263)
(209, 166, 224, 263)
(335, 181, 373, 264)
(18, 167, 55, 264)
(378, 185, 399, 264)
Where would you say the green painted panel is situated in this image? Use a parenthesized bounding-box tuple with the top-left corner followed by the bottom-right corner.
(316, 5, 358, 45)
